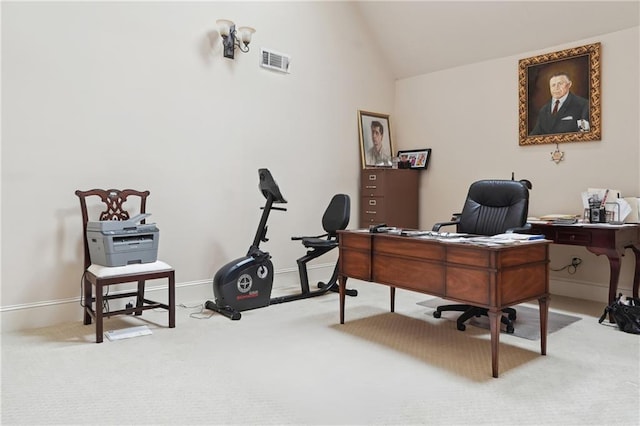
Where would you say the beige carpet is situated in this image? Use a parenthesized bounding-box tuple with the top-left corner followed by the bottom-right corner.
(2, 281, 639, 425)
(416, 298, 582, 340)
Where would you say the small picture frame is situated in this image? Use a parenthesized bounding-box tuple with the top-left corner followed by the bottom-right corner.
(397, 148, 432, 170)
(358, 110, 394, 168)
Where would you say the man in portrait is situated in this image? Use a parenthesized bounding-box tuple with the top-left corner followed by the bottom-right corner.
(365, 120, 391, 166)
(530, 72, 590, 135)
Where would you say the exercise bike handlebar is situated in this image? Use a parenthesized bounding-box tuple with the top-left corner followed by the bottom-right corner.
(259, 168, 287, 204)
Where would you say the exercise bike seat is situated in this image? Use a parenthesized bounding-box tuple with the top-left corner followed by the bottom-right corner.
(291, 233, 336, 249)
(301, 237, 337, 249)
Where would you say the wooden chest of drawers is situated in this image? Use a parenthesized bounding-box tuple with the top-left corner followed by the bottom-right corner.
(359, 169, 419, 229)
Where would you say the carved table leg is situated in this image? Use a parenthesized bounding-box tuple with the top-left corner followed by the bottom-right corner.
(488, 309, 500, 378)
(538, 295, 550, 356)
(390, 287, 396, 312)
(339, 275, 346, 324)
(588, 248, 621, 323)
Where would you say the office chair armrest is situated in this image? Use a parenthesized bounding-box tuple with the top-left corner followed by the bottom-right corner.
(432, 220, 459, 232)
(505, 223, 532, 233)
(432, 212, 463, 232)
(291, 233, 328, 241)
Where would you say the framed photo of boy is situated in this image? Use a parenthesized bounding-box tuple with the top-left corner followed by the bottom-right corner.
(358, 110, 394, 168)
(518, 42, 601, 146)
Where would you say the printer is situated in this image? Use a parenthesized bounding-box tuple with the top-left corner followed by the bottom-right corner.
(87, 213, 159, 267)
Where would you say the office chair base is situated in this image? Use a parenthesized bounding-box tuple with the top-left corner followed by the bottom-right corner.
(433, 305, 516, 334)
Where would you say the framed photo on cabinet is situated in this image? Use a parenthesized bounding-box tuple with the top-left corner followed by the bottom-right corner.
(358, 110, 394, 168)
(397, 148, 431, 170)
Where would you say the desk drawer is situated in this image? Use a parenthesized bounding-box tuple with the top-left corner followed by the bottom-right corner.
(556, 230, 592, 245)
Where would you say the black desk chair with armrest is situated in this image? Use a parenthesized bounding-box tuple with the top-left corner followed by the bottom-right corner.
(431, 179, 531, 333)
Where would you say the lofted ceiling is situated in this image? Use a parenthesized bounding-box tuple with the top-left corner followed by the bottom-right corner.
(354, 1, 640, 80)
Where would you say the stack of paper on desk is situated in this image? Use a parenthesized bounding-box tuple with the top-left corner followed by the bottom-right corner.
(444, 233, 545, 245)
(537, 214, 579, 221)
(490, 233, 545, 241)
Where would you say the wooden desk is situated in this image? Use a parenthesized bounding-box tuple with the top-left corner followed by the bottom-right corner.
(529, 223, 640, 309)
(337, 230, 550, 378)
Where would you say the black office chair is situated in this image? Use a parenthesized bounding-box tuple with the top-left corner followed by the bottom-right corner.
(431, 179, 531, 333)
(270, 194, 357, 305)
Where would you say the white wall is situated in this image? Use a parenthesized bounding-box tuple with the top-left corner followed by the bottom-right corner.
(3, 3, 638, 332)
(1, 2, 395, 330)
(394, 27, 640, 301)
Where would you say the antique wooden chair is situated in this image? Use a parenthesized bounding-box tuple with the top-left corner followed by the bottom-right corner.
(75, 189, 175, 343)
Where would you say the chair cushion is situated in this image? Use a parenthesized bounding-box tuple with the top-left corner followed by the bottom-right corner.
(87, 260, 173, 278)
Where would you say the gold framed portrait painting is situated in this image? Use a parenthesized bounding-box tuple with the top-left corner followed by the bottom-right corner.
(518, 42, 601, 146)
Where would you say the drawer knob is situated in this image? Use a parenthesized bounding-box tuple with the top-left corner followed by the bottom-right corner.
(368, 175, 377, 181)
(369, 200, 377, 206)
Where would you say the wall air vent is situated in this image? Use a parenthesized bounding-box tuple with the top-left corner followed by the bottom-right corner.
(260, 48, 291, 73)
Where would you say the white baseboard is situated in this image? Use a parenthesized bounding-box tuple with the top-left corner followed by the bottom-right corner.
(0, 265, 330, 332)
(3, 265, 630, 333)
(550, 276, 633, 303)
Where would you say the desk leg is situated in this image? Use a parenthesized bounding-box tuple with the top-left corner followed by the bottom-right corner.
(390, 287, 395, 312)
(588, 248, 621, 322)
(488, 309, 500, 378)
(538, 296, 549, 356)
(339, 275, 346, 324)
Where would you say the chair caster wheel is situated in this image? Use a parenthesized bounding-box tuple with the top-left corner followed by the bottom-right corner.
(508, 312, 517, 320)
(433, 311, 441, 318)
(457, 323, 466, 331)
(506, 325, 515, 334)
